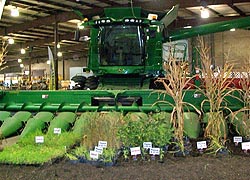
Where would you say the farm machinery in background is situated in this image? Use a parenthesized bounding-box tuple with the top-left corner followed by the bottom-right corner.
(0, 5, 250, 139)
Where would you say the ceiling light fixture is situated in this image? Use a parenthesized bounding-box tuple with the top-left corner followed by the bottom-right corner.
(18, 58, 22, 63)
(200, 7, 209, 18)
(8, 38, 14, 44)
(230, 28, 236, 32)
(20, 64, 24, 68)
(57, 52, 62, 57)
(21, 48, 26, 54)
(11, 7, 19, 17)
(46, 60, 51, 65)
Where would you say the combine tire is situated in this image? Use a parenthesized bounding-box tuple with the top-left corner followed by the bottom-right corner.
(71, 75, 86, 89)
(84, 76, 98, 90)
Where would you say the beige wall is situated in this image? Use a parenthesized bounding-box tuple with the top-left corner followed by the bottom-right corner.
(30, 57, 87, 80)
(213, 29, 250, 70)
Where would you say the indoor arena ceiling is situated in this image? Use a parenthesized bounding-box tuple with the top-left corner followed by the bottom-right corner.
(0, 0, 250, 68)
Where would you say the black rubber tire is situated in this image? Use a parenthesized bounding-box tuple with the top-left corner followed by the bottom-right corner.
(71, 76, 86, 89)
(84, 76, 98, 90)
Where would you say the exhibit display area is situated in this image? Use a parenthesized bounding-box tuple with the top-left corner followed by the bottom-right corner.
(0, 1, 250, 179)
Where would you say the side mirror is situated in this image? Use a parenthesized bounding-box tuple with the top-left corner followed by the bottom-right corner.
(162, 28, 169, 40)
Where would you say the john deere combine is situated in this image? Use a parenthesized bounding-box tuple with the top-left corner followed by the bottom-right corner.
(0, 6, 250, 139)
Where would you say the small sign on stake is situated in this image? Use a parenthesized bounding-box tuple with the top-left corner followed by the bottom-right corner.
(54, 128, 61, 135)
(149, 148, 160, 155)
(90, 151, 99, 160)
(130, 147, 141, 156)
(197, 141, 207, 150)
(143, 142, 152, 149)
(94, 146, 103, 154)
(233, 136, 242, 146)
(35, 136, 44, 144)
(241, 142, 250, 153)
(98, 141, 107, 148)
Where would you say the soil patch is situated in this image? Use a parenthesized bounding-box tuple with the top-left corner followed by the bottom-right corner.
(0, 154, 250, 180)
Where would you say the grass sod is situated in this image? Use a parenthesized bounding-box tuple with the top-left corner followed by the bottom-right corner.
(0, 130, 81, 165)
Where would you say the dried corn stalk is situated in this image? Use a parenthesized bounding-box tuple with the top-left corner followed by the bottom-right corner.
(155, 51, 198, 153)
(197, 37, 235, 152)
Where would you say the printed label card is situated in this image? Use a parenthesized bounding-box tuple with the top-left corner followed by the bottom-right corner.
(35, 136, 44, 144)
(143, 142, 152, 149)
(130, 147, 141, 156)
(98, 141, 108, 148)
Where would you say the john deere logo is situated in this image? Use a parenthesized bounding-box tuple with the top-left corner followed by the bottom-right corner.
(118, 68, 122, 72)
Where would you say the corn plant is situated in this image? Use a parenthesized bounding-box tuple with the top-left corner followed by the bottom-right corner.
(197, 37, 236, 153)
(154, 53, 199, 153)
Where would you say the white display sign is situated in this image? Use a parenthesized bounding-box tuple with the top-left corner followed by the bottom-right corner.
(143, 142, 152, 149)
(197, 141, 207, 149)
(241, 142, 250, 150)
(42, 94, 49, 99)
(130, 147, 141, 156)
(149, 148, 160, 155)
(35, 136, 44, 144)
(233, 136, 242, 143)
(98, 141, 107, 148)
(90, 151, 99, 159)
(94, 146, 103, 154)
(54, 128, 61, 134)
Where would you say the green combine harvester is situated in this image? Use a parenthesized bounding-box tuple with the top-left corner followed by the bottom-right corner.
(0, 5, 250, 139)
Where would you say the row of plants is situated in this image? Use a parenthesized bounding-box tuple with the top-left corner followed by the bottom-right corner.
(65, 111, 174, 165)
(154, 37, 250, 155)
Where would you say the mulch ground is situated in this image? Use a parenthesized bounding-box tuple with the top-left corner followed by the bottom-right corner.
(1, 141, 250, 180)
(0, 155, 250, 180)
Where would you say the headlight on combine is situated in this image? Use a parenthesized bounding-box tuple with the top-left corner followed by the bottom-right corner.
(123, 18, 144, 25)
(94, 18, 113, 25)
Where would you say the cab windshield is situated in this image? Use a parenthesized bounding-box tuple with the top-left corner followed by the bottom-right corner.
(99, 25, 145, 66)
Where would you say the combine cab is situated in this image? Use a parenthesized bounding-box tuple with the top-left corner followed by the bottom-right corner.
(0, 6, 250, 139)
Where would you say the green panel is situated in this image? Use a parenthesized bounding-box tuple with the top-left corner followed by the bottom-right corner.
(47, 112, 76, 134)
(183, 112, 200, 139)
(0, 111, 11, 122)
(72, 112, 95, 136)
(0, 89, 244, 113)
(20, 112, 54, 138)
(104, 7, 141, 19)
(0, 111, 32, 138)
(169, 16, 250, 41)
(231, 112, 250, 137)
